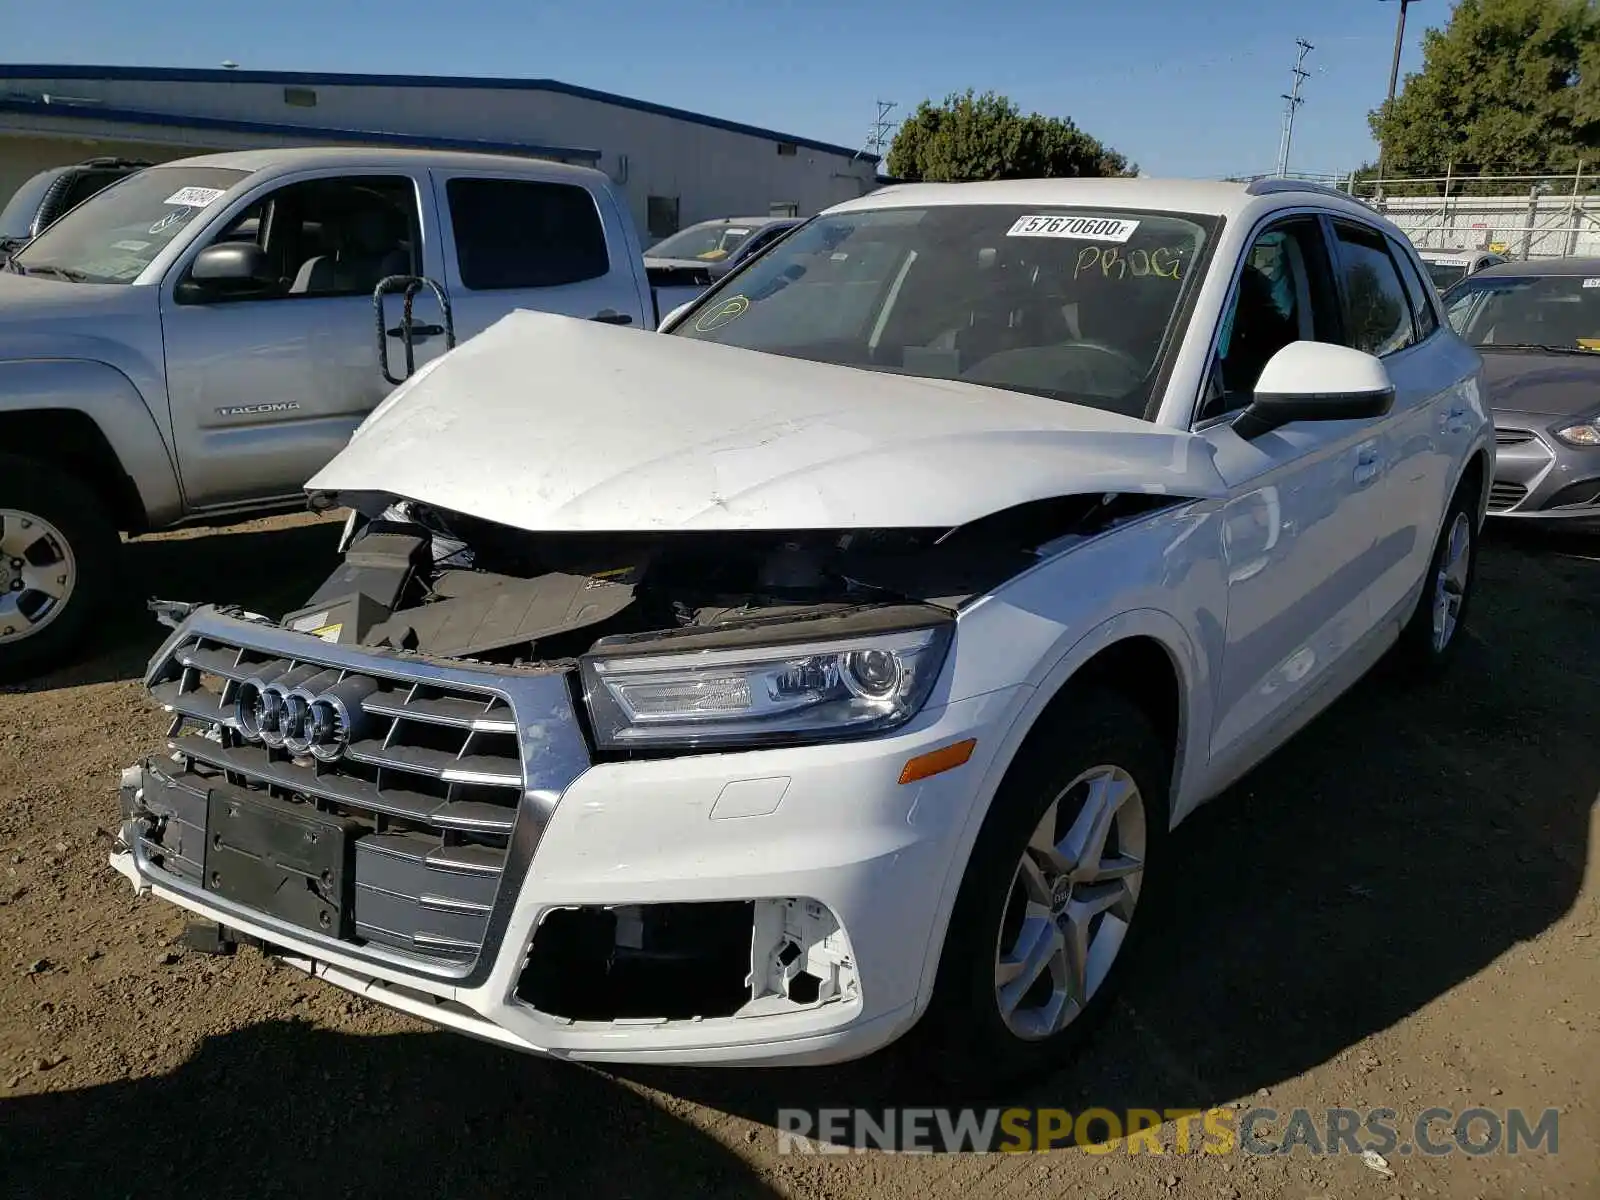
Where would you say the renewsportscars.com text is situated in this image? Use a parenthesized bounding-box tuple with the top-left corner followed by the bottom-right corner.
(776, 1106, 1562, 1156)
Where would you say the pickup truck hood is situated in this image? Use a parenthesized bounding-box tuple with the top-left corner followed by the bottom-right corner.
(309, 310, 1227, 533)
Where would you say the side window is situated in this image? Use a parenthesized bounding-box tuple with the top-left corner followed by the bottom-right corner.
(1330, 222, 1416, 357)
(184, 174, 420, 303)
(1202, 216, 1338, 420)
(1387, 235, 1439, 340)
(445, 177, 609, 290)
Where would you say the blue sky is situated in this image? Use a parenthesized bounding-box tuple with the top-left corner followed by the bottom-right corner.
(9, 0, 1439, 177)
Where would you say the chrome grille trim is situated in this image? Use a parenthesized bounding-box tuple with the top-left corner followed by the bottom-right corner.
(137, 605, 591, 984)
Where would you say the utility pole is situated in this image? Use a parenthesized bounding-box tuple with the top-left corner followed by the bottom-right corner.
(1377, 0, 1422, 197)
(1276, 39, 1314, 178)
(859, 99, 898, 162)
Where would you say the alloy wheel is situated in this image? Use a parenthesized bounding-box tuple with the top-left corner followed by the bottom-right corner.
(0, 508, 77, 645)
(993, 765, 1147, 1041)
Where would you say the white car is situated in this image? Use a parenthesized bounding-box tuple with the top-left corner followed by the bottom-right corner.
(1418, 247, 1508, 291)
(114, 177, 1491, 1084)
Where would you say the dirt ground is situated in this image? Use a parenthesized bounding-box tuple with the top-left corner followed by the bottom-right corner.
(0, 511, 1595, 1200)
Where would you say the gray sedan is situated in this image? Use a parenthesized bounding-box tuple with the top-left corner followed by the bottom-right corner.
(1443, 259, 1600, 531)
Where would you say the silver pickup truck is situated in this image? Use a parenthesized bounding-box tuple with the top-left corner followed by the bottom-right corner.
(0, 146, 702, 680)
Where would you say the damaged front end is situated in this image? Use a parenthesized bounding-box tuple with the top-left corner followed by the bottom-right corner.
(115, 487, 1168, 1038)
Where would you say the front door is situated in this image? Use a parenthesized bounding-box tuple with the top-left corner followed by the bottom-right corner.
(158, 171, 447, 510)
(1197, 215, 1394, 777)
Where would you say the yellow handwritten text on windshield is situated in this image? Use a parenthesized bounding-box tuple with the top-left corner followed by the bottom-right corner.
(1074, 245, 1186, 282)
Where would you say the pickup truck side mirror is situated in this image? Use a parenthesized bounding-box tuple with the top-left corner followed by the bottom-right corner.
(177, 243, 277, 303)
(1233, 341, 1395, 440)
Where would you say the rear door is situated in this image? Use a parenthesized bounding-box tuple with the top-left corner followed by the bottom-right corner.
(430, 169, 648, 335)
(1324, 218, 1458, 627)
(159, 169, 447, 509)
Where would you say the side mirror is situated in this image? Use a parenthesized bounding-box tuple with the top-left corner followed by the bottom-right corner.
(1234, 341, 1394, 440)
(177, 243, 276, 301)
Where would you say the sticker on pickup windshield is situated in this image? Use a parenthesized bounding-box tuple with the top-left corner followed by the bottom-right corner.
(162, 186, 227, 208)
(1584, 278, 1600, 288)
(692, 294, 750, 332)
(1005, 215, 1141, 243)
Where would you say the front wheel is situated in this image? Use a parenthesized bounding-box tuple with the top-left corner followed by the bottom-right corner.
(0, 455, 120, 683)
(907, 689, 1171, 1091)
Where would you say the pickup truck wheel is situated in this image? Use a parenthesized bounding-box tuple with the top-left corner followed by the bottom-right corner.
(0, 456, 119, 682)
(1393, 483, 1479, 677)
(909, 689, 1170, 1093)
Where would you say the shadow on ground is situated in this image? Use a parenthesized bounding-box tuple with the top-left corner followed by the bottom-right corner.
(7, 518, 342, 693)
(0, 1021, 776, 1200)
(621, 531, 1600, 1142)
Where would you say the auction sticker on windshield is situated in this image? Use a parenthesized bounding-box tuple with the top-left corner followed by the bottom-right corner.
(1006, 215, 1141, 243)
(162, 186, 228, 208)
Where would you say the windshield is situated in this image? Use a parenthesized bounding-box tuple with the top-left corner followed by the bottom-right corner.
(10, 166, 249, 283)
(1425, 261, 1469, 291)
(648, 220, 760, 262)
(1443, 272, 1600, 351)
(670, 205, 1216, 418)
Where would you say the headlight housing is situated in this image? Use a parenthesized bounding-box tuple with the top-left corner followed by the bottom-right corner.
(580, 622, 953, 751)
(1554, 422, 1600, 448)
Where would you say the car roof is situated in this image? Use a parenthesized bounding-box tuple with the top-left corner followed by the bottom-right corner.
(1472, 256, 1600, 278)
(148, 145, 610, 186)
(824, 176, 1388, 225)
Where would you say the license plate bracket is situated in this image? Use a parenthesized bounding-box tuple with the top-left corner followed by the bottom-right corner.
(204, 789, 353, 938)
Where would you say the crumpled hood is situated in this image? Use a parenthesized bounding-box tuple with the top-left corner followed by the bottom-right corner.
(1479, 348, 1600, 419)
(309, 310, 1227, 532)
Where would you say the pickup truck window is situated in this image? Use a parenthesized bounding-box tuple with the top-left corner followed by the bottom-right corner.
(444, 178, 609, 290)
(9, 165, 249, 283)
(671, 204, 1216, 420)
(180, 174, 420, 302)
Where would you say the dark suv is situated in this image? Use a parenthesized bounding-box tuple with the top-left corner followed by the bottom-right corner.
(0, 157, 151, 262)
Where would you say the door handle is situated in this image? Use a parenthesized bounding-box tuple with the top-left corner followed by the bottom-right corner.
(1353, 441, 1382, 487)
(386, 323, 445, 340)
(589, 310, 634, 325)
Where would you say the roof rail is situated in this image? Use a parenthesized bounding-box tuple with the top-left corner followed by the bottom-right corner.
(1245, 177, 1357, 201)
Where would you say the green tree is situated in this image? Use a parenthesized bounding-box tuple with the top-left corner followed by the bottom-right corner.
(1370, 0, 1600, 186)
(885, 90, 1135, 182)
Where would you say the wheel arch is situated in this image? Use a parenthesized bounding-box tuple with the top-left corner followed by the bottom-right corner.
(0, 359, 185, 532)
(910, 609, 1204, 1016)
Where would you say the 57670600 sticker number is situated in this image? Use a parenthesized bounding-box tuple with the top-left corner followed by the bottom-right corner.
(1006, 214, 1141, 243)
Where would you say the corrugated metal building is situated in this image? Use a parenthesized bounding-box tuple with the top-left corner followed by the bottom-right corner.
(0, 65, 880, 239)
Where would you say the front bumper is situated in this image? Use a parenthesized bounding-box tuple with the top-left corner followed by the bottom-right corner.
(1488, 419, 1600, 529)
(112, 606, 1022, 1066)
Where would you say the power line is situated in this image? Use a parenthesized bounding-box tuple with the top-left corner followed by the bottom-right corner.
(859, 99, 898, 162)
(1275, 38, 1315, 178)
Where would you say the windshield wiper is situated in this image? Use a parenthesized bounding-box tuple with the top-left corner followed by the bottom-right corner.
(1479, 342, 1596, 355)
(17, 263, 88, 282)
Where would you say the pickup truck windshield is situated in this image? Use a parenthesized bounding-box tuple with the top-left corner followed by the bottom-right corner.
(1444, 272, 1600, 351)
(10, 166, 250, 283)
(670, 205, 1215, 419)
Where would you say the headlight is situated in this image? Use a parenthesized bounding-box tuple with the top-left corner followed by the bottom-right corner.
(580, 622, 953, 751)
(1555, 422, 1600, 447)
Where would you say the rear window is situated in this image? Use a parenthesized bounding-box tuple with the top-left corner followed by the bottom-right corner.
(445, 178, 609, 290)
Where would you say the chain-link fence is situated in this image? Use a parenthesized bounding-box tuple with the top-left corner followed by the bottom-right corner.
(1354, 171, 1600, 261)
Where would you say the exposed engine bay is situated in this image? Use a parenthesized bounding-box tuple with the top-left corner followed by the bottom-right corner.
(279, 490, 1175, 663)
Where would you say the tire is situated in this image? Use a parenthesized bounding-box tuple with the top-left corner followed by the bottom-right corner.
(1392, 478, 1480, 677)
(0, 454, 120, 683)
(901, 688, 1171, 1094)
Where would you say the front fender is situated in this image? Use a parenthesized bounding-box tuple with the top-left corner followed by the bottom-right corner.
(0, 359, 183, 525)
